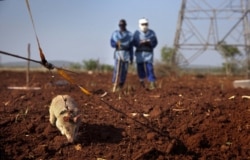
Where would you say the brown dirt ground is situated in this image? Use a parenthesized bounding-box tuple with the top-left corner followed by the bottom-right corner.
(0, 70, 250, 160)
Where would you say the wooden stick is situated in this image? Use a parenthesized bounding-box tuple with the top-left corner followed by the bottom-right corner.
(113, 59, 121, 92)
(172, 108, 187, 112)
(242, 95, 250, 99)
(26, 43, 31, 87)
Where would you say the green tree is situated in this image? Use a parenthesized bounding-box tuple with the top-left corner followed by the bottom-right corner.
(161, 45, 175, 65)
(217, 42, 242, 75)
(153, 45, 176, 77)
(82, 59, 99, 71)
(99, 64, 113, 73)
(69, 62, 82, 70)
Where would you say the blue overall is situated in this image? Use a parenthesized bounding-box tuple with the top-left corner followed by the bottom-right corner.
(110, 30, 133, 85)
(133, 29, 158, 82)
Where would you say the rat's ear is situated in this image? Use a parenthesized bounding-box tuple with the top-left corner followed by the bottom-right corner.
(73, 114, 81, 123)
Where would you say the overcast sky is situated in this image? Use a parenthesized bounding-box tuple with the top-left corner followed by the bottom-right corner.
(0, 0, 229, 66)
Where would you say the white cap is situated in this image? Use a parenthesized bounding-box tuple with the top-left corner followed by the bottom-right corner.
(139, 18, 148, 25)
(139, 18, 149, 32)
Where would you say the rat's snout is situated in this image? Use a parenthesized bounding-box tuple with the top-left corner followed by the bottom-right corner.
(67, 137, 74, 143)
(65, 133, 74, 143)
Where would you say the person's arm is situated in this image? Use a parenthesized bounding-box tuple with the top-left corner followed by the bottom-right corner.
(110, 31, 119, 48)
(149, 30, 158, 48)
(132, 31, 140, 47)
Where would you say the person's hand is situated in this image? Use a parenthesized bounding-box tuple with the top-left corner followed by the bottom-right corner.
(140, 39, 151, 46)
(116, 41, 121, 49)
(139, 40, 146, 45)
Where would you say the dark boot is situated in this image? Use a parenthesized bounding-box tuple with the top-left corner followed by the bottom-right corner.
(149, 82, 156, 90)
(119, 82, 124, 88)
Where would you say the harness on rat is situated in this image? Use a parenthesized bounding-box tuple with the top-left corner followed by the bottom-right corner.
(59, 95, 69, 115)
(58, 95, 81, 124)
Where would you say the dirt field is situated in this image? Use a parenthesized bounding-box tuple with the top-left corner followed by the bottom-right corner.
(0, 70, 250, 160)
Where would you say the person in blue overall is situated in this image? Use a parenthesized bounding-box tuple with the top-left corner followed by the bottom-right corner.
(133, 18, 158, 90)
(110, 19, 133, 91)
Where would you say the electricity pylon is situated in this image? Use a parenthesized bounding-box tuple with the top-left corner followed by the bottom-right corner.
(173, 0, 250, 71)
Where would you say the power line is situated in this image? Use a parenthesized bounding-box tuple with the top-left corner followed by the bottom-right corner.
(173, 0, 250, 68)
